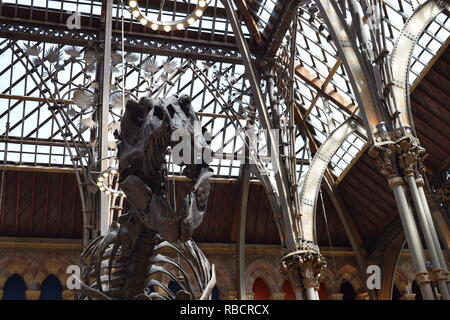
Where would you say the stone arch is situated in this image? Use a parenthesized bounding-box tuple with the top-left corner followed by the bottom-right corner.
(0, 254, 38, 288)
(338, 264, 365, 292)
(396, 259, 416, 293)
(245, 259, 280, 294)
(2, 274, 27, 300)
(34, 255, 72, 290)
(208, 258, 234, 293)
(394, 268, 409, 294)
(378, 235, 405, 300)
(319, 267, 341, 294)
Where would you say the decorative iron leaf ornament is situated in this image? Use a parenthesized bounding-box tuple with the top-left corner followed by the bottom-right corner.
(73, 89, 95, 110)
(124, 53, 139, 63)
(143, 57, 159, 74)
(67, 107, 78, 117)
(64, 46, 82, 58)
(31, 57, 44, 66)
(111, 51, 123, 65)
(81, 117, 97, 129)
(23, 43, 41, 56)
(84, 64, 96, 74)
(83, 50, 97, 64)
(110, 92, 127, 110)
(163, 59, 177, 74)
(44, 47, 62, 63)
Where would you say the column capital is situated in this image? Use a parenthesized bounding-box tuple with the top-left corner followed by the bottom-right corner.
(221, 291, 238, 300)
(399, 293, 416, 300)
(25, 289, 41, 300)
(62, 290, 76, 300)
(270, 292, 286, 300)
(280, 239, 327, 293)
(328, 293, 343, 300)
(415, 271, 432, 285)
(355, 292, 370, 300)
(445, 271, 450, 283)
(430, 269, 446, 282)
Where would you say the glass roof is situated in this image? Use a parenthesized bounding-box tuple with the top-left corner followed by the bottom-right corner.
(0, 0, 448, 182)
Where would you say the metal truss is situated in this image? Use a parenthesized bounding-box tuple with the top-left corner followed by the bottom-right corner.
(0, 21, 242, 64)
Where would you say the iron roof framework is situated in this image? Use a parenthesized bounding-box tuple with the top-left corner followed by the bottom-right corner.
(0, 0, 448, 246)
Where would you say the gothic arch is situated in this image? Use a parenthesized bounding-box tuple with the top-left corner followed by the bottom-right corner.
(319, 267, 341, 294)
(245, 259, 280, 293)
(394, 268, 409, 294)
(0, 254, 38, 288)
(338, 264, 365, 292)
(208, 258, 234, 293)
(34, 255, 71, 290)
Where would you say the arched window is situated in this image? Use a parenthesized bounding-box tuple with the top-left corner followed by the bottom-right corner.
(3, 274, 26, 300)
(340, 279, 356, 300)
(392, 284, 400, 300)
(252, 278, 270, 300)
(282, 281, 295, 300)
(211, 286, 220, 300)
(39, 275, 62, 300)
(411, 280, 423, 300)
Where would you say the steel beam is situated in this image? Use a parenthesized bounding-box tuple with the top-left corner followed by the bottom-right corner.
(236, 164, 250, 300)
(236, 0, 263, 45)
(98, 0, 112, 236)
(0, 21, 242, 64)
(262, 0, 308, 58)
(222, 0, 296, 249)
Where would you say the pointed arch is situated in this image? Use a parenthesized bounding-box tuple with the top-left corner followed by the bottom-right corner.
(40, 275, 63, 300)
(3, 274, 26, 300)
(245, 259, 280, 293)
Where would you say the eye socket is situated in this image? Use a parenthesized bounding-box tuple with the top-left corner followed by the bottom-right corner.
(167, 104, 176, 118)
(153, 105, 164, 120)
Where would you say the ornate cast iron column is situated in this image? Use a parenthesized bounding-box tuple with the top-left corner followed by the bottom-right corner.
(371, 142, 435, 300)
(415, 158, 450, 294)
(280, 240, 327, 300)
(400, 144, 450, 299)
(314, 0, 450, 300)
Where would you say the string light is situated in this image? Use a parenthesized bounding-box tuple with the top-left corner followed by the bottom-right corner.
(96, 167, 126, 198)
(128, 0, 207, 32)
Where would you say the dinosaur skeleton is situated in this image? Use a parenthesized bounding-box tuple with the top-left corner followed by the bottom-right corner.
(79, 94, 216, 300)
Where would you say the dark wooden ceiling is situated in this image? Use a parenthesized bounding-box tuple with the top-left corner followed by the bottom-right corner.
(0, 170, 82, 239)
(0, 48, 448, 249)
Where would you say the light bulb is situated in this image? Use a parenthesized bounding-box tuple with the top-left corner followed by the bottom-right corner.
(195, 9, 203, 17)
(129, 1, 137, 8)
(132, 10, 140, 18)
